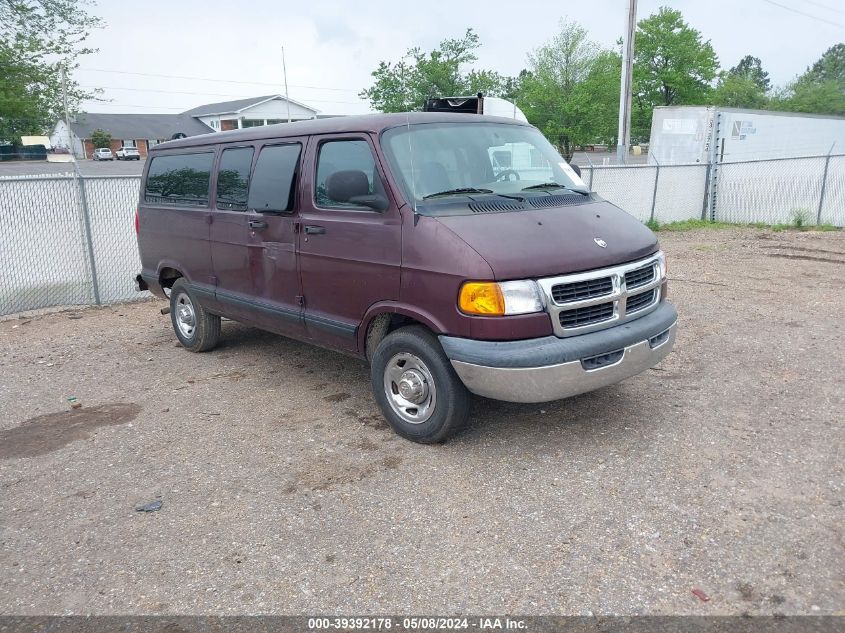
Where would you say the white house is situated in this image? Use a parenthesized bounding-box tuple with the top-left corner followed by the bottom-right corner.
(182, 95, 320, 131)
(50, 95, 321, 159)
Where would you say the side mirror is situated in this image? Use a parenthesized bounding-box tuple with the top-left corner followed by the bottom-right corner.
(348, 193, 388, 211)
(569, 163, 582, 177)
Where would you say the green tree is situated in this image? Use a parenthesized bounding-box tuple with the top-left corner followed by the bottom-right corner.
(0, 0, 103, 144)
(773, 43, 845, 116)
(775, 80, 845, 116)
(519, 20, 609, 159)
(712, 73, 769, 109)
(800, 43, 845, 84)
(360, 29, 509, 112)
(90, 128, 112, 149)
(728, 55, 770, 91)
(632, 7, 719, 139)
(569, 51, 622, 147)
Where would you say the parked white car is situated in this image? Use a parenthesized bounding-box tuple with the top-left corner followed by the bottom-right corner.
(116, 147, 141, 161)
(92, 148, 114, 161)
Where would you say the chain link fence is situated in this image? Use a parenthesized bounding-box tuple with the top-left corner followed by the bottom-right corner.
(713, 154, 845, 226)
(1, 155, 843, 316)
(582, 163, 709, 224)
(0, 173, 143, 316)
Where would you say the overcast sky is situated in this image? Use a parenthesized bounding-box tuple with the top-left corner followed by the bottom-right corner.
(76, 0, 845, 116)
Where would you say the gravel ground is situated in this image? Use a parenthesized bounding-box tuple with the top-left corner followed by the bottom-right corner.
(0, 228, 843, 616)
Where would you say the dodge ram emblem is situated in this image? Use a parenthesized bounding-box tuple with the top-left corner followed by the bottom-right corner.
(594, 237, 607, 248)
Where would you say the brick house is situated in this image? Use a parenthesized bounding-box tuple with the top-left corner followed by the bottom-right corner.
(49, 95, 319, 159)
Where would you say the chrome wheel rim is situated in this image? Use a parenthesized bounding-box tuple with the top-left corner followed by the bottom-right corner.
(383, 352, 437, 424)
(175, 293, 196, 339)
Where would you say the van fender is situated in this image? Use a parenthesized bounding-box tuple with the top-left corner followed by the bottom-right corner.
(358, 301, 450, 356)
(153, 260, 215, 301)
(155, 258, 191, 284)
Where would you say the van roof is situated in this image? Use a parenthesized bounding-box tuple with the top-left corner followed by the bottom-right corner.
(151, 112, 532, 152)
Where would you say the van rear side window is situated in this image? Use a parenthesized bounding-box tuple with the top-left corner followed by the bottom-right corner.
(247, 144, 301, 212)
(216, 147, 254, 211)
(145, 152, 214, 207)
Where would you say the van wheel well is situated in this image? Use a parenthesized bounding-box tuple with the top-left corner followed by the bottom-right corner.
(365, 313, 428, 362)
(159, 268, 182, 289)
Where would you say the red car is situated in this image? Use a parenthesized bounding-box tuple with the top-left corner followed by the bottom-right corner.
(135, 113, 676, 443)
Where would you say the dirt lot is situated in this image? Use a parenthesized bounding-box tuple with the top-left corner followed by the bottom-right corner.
(1, 228, 843, 615)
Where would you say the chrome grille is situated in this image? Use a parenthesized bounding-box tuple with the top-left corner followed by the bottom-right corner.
(558, 302, 614, 328)
(625, 264, 655, 290)
(551, 277, 613, 303)
(537, 253, 665, 337)
(626, 289, 656, 313)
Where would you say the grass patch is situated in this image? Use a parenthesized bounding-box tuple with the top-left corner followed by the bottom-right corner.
(648, 218, 841, 233)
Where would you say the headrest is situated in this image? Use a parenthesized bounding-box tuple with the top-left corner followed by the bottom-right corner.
(325, 170, 369, 202)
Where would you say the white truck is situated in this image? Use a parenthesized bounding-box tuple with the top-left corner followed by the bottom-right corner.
(423, 93, 528, 122)
(648, 106, 845, 165)
(422, 94, 584, 182)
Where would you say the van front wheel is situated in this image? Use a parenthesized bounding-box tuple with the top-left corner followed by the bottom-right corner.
(371, 326, 470, 443)
(169, 279, 220, 352)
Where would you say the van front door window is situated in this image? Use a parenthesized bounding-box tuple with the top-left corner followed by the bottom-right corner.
(315, 140, 382, 209)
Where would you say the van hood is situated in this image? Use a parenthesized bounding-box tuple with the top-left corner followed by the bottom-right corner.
(432, 199, 659, 280)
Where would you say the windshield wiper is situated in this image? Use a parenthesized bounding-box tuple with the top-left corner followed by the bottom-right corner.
(422, 188, 494, 199)
(521, 182, 589, 195)
(422, 188, 525, 202)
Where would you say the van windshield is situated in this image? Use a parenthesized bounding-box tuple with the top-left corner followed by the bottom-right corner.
(381, 122, 587, 210)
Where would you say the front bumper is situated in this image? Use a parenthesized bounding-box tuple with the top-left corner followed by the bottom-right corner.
(439, 302, 677, 403)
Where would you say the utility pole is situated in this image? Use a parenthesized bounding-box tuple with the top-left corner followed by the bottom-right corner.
(617, 0, 637, 165)
(62, 64, 101, 305)
(282, 46, 292, 123)
(61, 64, 74, 159)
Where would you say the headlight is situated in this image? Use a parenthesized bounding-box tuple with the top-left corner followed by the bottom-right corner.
(656, 251, 667, 279)
(458, 280, 544, 316)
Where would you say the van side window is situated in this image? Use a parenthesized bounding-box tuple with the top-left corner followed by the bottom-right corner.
(216, 147, 254, 211)
(315, 140, 382, 209)
(247, 144, 301, 213)
(145, 152, 214, 207)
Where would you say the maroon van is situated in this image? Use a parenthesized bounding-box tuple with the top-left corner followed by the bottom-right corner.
(135, 113, 676, 443)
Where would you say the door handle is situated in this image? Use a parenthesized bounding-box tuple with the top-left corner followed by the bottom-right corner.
(304, 225, 326, 235)
(248, 220, 268, 230)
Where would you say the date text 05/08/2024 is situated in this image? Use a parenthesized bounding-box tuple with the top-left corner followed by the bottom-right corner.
(307, 617, 527, 630)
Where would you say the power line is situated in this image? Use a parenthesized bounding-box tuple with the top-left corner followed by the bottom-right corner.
(798, 0, 845, 16)
(77, 67, 362, 92)
(80, 84, 365, 105)
(760, 0, 845, 28)
(76, 103, 189, 110)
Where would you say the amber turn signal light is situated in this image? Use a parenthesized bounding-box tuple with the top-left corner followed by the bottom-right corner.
(458, 282, 505, 316)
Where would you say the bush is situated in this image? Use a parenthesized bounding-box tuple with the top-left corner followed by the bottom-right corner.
(90, 128, 112, 149)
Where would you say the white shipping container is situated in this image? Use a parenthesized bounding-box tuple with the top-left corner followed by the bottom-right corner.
(649, 106, 845, 165)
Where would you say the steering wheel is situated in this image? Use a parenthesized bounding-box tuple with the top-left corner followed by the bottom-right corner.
(496, 169, 520, 182)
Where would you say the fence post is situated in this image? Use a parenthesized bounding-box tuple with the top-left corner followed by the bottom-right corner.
(701, 163, 712, 221)
(816, 144, 835, 226)
(74, 166, 101, 305)
(706, 111, 722, 222)
(649, 158, 661, 223)
(584, 153, 595, 190)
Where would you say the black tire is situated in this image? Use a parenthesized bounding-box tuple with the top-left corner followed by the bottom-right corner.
(370, 325, 470, 443)
(169, 278, 220, 352)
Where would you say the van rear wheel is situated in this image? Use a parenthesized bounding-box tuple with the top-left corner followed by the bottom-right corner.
(169, 279, 220, 352)
(371, 326, 470, 443)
